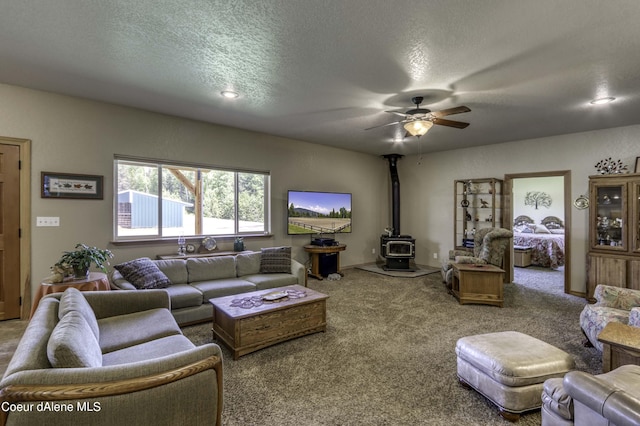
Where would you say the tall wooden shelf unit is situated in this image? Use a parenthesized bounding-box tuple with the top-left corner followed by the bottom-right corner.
(587, 173, 640, 301)
(454, 178, 503, 251)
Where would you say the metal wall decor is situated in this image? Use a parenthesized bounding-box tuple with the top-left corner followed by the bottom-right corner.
(524, 191, 552, 209)
(595, 158, 628, 174)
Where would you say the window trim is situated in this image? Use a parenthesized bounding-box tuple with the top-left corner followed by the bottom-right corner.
(113, 155, 270, 242)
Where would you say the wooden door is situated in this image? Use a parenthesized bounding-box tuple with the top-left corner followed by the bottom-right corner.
(0, 144, 21, 319)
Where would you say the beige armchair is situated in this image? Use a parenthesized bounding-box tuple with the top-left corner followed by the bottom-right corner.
(441, 227, 513, 289)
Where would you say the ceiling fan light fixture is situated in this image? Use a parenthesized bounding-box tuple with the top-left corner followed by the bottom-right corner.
(404, 120, 433, 137)
(220, 90, 239, 99)
(590, 96, 615, 105)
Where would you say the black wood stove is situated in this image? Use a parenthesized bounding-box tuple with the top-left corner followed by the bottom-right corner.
(380, 154, 416, 271)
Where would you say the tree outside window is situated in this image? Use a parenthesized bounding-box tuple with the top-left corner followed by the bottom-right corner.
(115, 158, 269, 239)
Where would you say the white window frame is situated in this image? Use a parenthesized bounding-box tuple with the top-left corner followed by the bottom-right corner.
(113, 156, 270, 241)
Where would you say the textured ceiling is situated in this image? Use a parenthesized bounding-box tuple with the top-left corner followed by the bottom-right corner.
(2, 1, 640, 156)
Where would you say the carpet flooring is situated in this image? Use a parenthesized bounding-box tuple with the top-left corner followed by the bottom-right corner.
(355, 262, 440, 278)
(182, 266, 600, 426)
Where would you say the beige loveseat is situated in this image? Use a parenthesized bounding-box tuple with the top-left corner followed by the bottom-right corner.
(0, 288, 222, 426)
(111, 248, 306, 325)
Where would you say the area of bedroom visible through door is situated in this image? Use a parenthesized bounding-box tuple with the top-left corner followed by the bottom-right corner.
(504, 171, 571, 295)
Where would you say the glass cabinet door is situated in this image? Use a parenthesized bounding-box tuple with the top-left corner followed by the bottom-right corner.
(591, 183, 627, 251)
(633, 182, 640, 254)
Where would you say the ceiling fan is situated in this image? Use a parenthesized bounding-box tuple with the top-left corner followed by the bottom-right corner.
(365, 96, 471, 137)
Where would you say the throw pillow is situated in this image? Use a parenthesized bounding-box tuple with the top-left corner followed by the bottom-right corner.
(47, 311, 103, 368)
(114, 258, 171, 289)
(260, 246, 292, 273)
(58, 287, 100, 340)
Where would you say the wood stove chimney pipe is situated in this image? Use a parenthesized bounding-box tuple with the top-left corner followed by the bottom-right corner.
(383, 154, 403, 237)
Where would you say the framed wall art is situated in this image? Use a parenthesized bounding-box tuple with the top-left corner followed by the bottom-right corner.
(41, 171, 104, 199)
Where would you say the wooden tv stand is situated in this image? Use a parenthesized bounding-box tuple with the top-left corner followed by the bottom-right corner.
(303, 244, 346, 280)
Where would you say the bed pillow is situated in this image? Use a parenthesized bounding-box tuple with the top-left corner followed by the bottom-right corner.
(550, 228, 564, 234)
(513, 225, 527, 233)
(534, 224, 551, 234)
(260, 246, 292, 273)
(521, 225, 534, 233)
(114, 258, 171, 289)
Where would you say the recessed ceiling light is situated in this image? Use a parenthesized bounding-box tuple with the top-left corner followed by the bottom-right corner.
(590, 97, 615, 105)
(220, 91, 239, 99)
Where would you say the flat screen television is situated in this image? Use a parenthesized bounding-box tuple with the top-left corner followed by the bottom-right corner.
(287, 190, 352, 235)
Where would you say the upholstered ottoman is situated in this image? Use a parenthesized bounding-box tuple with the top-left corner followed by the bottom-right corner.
(456, 331, 575, 421)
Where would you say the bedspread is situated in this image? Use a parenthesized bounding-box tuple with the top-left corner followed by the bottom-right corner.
(513, 232, 565, 269)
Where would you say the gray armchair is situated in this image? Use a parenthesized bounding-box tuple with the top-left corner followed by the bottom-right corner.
(542, 365, 640, 426)
(441, 227, 513, 289)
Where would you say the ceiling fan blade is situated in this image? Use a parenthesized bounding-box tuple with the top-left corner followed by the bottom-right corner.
(430, 106, 471, 118)
(364, 120, 405, 130)
(384, 110, 410, 117)
(432, 118, 470, 129)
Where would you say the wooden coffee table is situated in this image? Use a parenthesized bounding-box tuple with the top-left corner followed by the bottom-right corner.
(210, 285, 328, 359)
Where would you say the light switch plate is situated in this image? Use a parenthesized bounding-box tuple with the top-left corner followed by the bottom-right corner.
(36, 217, 60, 227)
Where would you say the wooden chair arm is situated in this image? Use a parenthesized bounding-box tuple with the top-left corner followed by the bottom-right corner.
(0, 355, 223, 426)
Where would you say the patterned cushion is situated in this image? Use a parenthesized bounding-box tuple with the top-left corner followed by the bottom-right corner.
(47, 311, 103, 368)
(260, 246, 292, 273)
(630, 308, 640, 327)
(114, 258, 171, 289)
(454, 256, 487, 265)
(580, 304, 629, 352)
(594, 285, 640, 310)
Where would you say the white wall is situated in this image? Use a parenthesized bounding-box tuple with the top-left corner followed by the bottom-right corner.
(513, 176, 565, 224)
(0, 84, 389, 299)
(400, 126, 640, 293)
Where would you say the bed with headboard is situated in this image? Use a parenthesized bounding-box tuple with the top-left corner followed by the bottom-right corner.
(512, 215, 565, 269)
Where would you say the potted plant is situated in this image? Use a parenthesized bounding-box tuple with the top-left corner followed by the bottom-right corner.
(55, 243, 114, 279)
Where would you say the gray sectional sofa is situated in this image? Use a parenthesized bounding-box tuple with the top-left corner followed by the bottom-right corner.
(0, 288, 222, 426)
(111, 249, 306, 325)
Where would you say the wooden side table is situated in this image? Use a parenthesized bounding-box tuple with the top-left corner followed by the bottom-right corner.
(451, 263, 505, 307)
(303, 244, 346, 280)
(30, 272, 110, 318)
(598, 322, 640, 373)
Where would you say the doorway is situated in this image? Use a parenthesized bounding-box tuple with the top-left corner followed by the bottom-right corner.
(504, 171, 571, 294)
(0, 137, 31, 320)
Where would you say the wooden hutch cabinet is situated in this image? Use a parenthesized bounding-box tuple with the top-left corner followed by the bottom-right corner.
(586, 173, 640, 301)
(454, 178, 503, 250)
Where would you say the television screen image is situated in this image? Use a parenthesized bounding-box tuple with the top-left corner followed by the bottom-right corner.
(287, 190, 352, 235)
